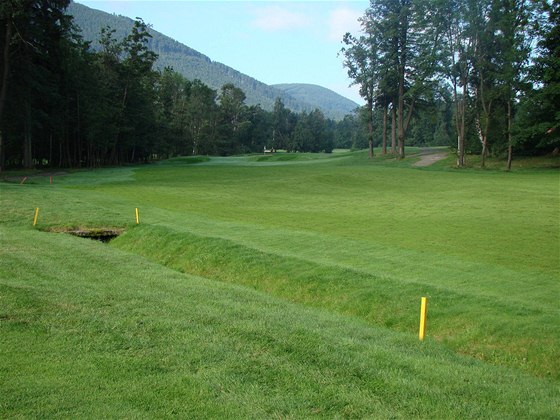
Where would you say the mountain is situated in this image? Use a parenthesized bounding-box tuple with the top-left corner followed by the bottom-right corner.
(67, 2, 356, 120)
(273, 84, 359, 120)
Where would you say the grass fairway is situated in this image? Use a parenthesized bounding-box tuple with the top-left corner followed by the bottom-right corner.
(1, 150, 559, 417)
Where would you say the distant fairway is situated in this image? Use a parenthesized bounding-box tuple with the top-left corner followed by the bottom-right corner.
(1, 150, 559, 417)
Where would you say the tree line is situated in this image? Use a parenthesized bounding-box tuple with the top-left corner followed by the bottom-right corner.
(341, 0, 559, 168)
(0, 0, 365, 170)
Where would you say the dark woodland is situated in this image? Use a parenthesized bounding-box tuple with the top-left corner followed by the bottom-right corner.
(0, 0, 558, 169)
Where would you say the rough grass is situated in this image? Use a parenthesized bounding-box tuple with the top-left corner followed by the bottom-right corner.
(1, 226, 559, 418)
(113, 223, 559, 379)
(1, 150, 559, 416)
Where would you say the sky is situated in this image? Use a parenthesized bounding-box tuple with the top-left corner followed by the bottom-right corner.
(77, 0, 369, 105)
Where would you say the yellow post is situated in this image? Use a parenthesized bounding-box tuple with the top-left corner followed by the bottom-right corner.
(419, 297, 428, 341)
(33, 207, 39, 226)
(135, 207, 139, 224)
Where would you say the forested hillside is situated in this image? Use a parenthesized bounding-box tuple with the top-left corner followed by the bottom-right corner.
(67, 2, 345, 119)
(273, 84, 359, 121)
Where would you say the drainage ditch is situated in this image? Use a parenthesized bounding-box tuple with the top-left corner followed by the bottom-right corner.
(46, 227, 124, 243)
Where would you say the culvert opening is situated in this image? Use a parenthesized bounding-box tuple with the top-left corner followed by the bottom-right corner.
(69, 228, 123, 243)
(46, 227, 124, 243)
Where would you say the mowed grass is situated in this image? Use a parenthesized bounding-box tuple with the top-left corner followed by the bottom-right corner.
(1, 150, 559, 416)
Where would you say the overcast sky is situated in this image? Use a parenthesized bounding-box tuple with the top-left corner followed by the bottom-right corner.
(77, 0, 369, 105)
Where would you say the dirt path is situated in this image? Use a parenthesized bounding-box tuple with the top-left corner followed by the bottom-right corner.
(413, 149, 449, 167)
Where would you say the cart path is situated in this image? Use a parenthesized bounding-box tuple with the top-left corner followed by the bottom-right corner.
(413, 149, 449, 167)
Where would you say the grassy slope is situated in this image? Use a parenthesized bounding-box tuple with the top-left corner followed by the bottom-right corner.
(1, 227, 559, 418)
(1, 150, 559, 416)
(112, 153, 558, 377)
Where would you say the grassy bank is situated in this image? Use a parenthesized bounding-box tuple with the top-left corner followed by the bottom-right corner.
(1, 226, 559, 417)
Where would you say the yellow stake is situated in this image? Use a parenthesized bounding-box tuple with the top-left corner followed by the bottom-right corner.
(33, 207, 39, 226)
(135, 207, 139, 224)
(419, 297, 428, 341)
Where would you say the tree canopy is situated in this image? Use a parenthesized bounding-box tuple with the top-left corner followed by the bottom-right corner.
(0, 1, 356, 169)
(342, 0, 560, 167)
(2, 0, 557, 170)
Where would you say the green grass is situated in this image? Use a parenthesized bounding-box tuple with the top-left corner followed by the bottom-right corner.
(456, 153, 560, 171)
(1, 150, 559, 417)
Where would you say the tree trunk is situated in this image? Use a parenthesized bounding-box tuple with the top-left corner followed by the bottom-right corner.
(506, 100, 513, 171)
(24, 104, 33, 169)
(476, 115, 489, 169)
(456, 99, 465, 167)
(0, 21, 11, 127)
(76, 92, 82, 168)
(477, 73, 492, 169)
(0, 22, 11, 173)
(397, 79, 405, 159)
(396, 68, 416, 160)
(110, 145, 118, 165)
(454, 78, 467, 167)
(458, 99, 465, 167)
(481, 137, 487, 169)
(65, 125, 72, 168)
(368, 97, 374, 159)
(382, 102, 388, 156)
(397, 100, 415, 160)
(391, 105, 396, 155)
(49, 133, 53, 166)
(0, 130, 4, 172)
(452, 68, 462, 167)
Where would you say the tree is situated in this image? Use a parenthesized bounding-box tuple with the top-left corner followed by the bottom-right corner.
(118, 18, 158, 163)
(271, 98, 295, 150)
(494, 0, 532, 170)
(352, 0, 441, 160)
(290, 112, 311, 152)
(186, 79, 217, 155)
(243, 105, 271, 153)
(435, 0, 478, 166)
(78, 18, 159, 166)
(514, 0, 560, 155)
(1, 0, 73, 168)
(156, 67, 189, 156)
(0, 1, 17, 168)
(308, 109, 332, 152)
(334, 113, 367, 149)
(456, 0, 532, 169)
(341, 31, 380, 159)
(216, 83, 250, 155)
